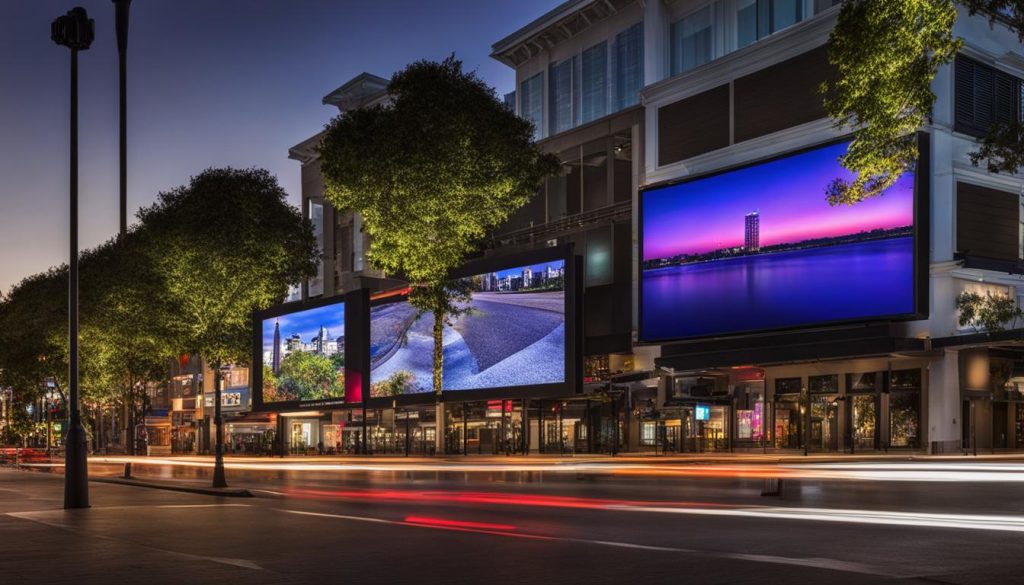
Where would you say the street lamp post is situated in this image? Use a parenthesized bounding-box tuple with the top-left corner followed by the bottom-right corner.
(52, 6, 94, 510)
(112, 0, 131, 236)
(212, 364, 229, 488)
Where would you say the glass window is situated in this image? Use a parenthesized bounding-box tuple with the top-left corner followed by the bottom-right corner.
(308, 201, 324, 297)
(773, 398, 799, 448)
(641, 421, 657, 445)
(582, 139, 609, 212)
(775, 377, 802, 395)
(808, 374, 838, 394)
(889, 392, 919, 448)
(810, 395, 838, 450)
(850, 394, 876, 449)
(847, 372, 876, 392)
(614, 23, 644, 111)
(546, 169, 569, 221)
(890, 369, 922, 391)
(736, 0, 804, 49)
(612, 132, 633, 203)
(671, 6, 713, 75)
(771, 0, 803, 33)
(737, 0, 758, 48)
(549, 58, 576, 135)
(519, 73, 543, 141)
(580, 42, 608, 124)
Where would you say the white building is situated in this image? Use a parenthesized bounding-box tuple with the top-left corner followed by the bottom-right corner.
(495, 1, 1024, 454)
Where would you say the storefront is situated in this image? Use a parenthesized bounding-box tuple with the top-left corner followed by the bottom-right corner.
(658, 340, 930, 453)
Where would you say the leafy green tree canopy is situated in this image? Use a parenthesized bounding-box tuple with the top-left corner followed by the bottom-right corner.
(137, 168, 318, 369)
(319, 57, 559, 392)
(825, 1, 1024, 204)
(823, 0, 960, 205)
(319, 57, 560, 284)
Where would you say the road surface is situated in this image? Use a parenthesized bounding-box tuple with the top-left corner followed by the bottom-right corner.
(2, 458, 1024, 584)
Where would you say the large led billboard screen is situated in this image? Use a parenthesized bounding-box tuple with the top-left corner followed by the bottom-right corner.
(369, 251, 571, 397)
(640, 139, 920, 342)
(256, 297, 346, 407)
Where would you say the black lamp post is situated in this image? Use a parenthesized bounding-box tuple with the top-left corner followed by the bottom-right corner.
(51, 6, 94, 510)
(212, 364, 229, 488)
(113, 0, 130, 236)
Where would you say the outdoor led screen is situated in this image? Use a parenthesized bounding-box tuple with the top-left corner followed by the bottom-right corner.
(257, 297, 346, 406)
(369, 254, 569, 397)
(640, 139, 920, 342)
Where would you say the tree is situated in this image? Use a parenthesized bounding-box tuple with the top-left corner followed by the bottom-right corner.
(824, 1, 1022, 204)
(956, 289, 1024, 332)
(137, 167, 318, 484)
(276, 351, 343, 401)
(319, 57, 559, 392)
(75, 232, 178, 454)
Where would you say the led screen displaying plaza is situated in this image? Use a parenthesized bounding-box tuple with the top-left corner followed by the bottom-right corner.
(369, 259, 567, 396)
(260, 298, 345, 404)
(640, 139, 918, 341)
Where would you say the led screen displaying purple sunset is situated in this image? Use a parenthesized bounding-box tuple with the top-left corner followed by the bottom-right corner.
(369, 260, 566, 395)
(641, 140, 916, 341)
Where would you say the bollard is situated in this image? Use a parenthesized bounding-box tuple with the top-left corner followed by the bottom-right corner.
(123, 462, 132, 479)
(761, 477, 782, 497)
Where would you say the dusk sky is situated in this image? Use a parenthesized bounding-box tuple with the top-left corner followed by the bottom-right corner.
(0, 0, 556, 295)
(641, 141, 915, 261)
(262, 300, 345, 356)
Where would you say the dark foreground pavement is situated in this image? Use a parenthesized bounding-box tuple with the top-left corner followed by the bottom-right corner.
(2, 465, 1023, 585)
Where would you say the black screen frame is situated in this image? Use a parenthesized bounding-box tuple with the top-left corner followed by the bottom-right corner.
(637, 133, 930, 344)
(364, 244, 579, 408)
(251, 290, 359, 413)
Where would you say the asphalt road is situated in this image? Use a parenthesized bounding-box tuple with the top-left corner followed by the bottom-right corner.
(3, 461, 1024, 584)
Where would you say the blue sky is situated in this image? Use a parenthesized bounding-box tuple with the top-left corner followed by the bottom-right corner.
(0, 0, 558, 295)
(262, 300, 345, 353)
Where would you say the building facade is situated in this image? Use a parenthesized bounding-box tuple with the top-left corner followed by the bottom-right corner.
(281, 1, 1024, 455)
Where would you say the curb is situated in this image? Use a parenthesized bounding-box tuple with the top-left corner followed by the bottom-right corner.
(91, 476, 252, 497)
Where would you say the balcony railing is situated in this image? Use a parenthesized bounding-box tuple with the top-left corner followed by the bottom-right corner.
(488, 200, 631, 248)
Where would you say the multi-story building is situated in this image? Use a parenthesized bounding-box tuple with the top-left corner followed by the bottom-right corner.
(284, 1, 1024, 455)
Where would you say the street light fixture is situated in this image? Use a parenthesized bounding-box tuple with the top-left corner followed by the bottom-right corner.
(51, 5, 94, 510)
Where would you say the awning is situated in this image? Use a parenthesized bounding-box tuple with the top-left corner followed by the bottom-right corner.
(932, 327, 1024, 349)
(656, 324, 926, 371)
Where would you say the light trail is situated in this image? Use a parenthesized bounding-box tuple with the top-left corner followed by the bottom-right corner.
(83, 456, 1024, 483)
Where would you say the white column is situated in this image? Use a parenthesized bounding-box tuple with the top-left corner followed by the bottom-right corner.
(927, 348, 961, 453)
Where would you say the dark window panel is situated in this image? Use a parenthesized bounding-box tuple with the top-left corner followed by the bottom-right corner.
(657, 83, 730, 166)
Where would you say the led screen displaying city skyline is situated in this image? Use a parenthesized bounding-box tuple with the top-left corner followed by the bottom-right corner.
(370, 260, 566, 396)
(641, 140, 916, 341)
(260, 300, 346, 404)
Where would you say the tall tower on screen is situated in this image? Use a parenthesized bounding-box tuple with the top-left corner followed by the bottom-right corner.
(745, 211, 760, 253)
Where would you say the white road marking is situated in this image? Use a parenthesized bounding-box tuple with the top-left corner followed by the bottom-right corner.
(271, 507, 908, 577)
(616, 504, 1024, 533)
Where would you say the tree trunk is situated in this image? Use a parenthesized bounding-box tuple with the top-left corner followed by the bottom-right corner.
(432, 311, 444, 394)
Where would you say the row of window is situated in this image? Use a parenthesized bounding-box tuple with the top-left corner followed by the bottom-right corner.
(670, 0, 838, 76)
(519, 1, 842, 140)
(520, 23, 643, 140)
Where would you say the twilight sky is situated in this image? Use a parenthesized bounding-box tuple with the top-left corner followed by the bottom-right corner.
(262, 301, 345, 355)
(0, 0, 556, 295)
(642, 141, 916, 261)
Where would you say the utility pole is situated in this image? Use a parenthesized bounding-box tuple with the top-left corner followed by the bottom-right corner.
(51, 6, 94, 510)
